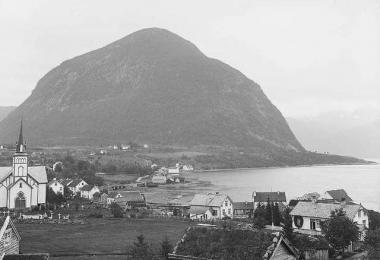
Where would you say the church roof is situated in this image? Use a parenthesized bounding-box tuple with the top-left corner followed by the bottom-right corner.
(28, 166, 48, 183)
(0, 166, 48, 184)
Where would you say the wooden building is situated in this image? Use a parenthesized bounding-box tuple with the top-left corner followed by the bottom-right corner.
(0, 216, 21, 257)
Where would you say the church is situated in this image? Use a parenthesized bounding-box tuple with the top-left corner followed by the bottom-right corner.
(0, 121, 47, 210)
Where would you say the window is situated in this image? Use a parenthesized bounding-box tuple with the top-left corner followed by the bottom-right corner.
(222, 209, 226, 215)
(225, 201, 228, 207)
(310, 219, 320, 230)
(19, 182, 22, 188)
(3, 229, 11, 246)
(60, 187, 63, 191)
(228, 209, 231, 215)
(363, 220, 366, 226)
(212, 210, 218, 216)
(358, 210, 361, 218)
(55, 183, 57, 186)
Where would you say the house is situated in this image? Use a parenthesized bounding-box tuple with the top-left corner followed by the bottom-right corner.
(321, 189, 353, 203)
(59, 178, 73, 187)
(168, 167, 180, 174)
(80, 185, 100, 200)
(0, 121, 47, 210)
(151, 175, 167, 184)
(233, 202, 254, 218)
(47, 178, 64, 195)
(114, 191, 146, 210)
(182, 165, 194, 172)
(67, 179, 88, 194)
(189, 193, 233, 220)
(290, 200, 369, 240)
(0, 216, 21, 256)
(252, 191, 287, 210)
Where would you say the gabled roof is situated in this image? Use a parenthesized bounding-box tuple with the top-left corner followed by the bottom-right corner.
(27, 166, 48, 183)
(48, 179, 63, 186)
(68, 179, 86, 187)
(59, 178, 73, 186)
(80, 185, 95, 192)
(290, 201, 363, 220)
(0, 167, 12, 182)
(325, 189, 353, 202)
(190, 193, 231, 207)
(233, 202, 254, 210)
(0, 216, 21, 242)
(253, 192, 286, 202)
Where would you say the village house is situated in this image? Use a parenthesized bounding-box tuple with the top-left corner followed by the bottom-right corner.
(0, 121, 47, 210)
(320, 189, 353, 203)
(114, 191, 146, 210)
(151, 174, 167, 184)
(189, 193, 233, 220)
(80, 185, 100, 200)
(168, 167, 180, 174)
(290, 199, 369, 241)
(47, 178, 64, 195)
(0, 216, 20, 257)
(67, 179, 88, 195)
(252, 191, 287, 210)
(182, 164, 194, 172)
(233, 202, 255, 218)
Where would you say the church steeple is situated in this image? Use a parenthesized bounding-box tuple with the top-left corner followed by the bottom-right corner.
(16, 119, 26, 153)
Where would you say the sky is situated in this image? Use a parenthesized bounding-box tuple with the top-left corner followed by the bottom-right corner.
(0, 0, 379, 118)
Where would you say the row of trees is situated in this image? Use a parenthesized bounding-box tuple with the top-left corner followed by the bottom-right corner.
(129, 234, 173, 260)
(253, 201, 283, 228)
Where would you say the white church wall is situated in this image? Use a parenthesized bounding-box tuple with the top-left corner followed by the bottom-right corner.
(9, 180, 32, 209)
(0, 186, 7, 207)
(38, 183, 46, 204)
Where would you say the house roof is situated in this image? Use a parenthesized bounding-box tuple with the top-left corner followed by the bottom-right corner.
(326, 189, 353, 202)
(253, 192, 286, 202)
(114, 191, 145, 202)
(233, 202, 254, 210)
(48, 179, 63, 186)
(190, 193, 231, 207)
(68, 179, 85, 187)
(290, 201, 363, 219)
(81, 185, 95, 192)
(0, 216, 21, 242)
(59, 178, 73, 186)
(0, 166, 47, 184)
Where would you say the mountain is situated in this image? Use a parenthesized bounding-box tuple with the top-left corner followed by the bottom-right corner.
(0, 28, 304, 154)
(288, 111, 380, 158)
(0, 106, 15, 122)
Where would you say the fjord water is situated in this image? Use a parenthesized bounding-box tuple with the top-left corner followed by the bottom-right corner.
(194, 161, 380, 211)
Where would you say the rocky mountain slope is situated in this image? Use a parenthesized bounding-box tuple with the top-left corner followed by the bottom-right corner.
(0, 28, 303, 155)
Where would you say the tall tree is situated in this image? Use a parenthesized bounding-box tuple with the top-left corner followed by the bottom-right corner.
(129, 234, 153, 260)
(283, 207, 294, 241)
(161, 236, 174, 259)
(322, 208, 359, 253)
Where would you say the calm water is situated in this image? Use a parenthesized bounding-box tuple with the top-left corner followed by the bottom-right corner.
(192, 161, 380, 211)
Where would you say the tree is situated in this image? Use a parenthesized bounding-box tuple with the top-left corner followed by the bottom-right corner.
(322, 208, 359, 253)
(253, 203, 267, 229)
(161, 236, 173, 259)
(273, 203, 282, 226)
(365, 229, 380, 259)
(369, 210, 380, 230)
(110, 202, 123, 218)
(283, 207, 294, 241)
(265, 200, 273, 225)
(129, 234, 153, 260)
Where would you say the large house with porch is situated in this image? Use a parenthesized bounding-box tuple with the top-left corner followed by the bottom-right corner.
(290, 200, 369, 241)
(0, 121, 47, 210)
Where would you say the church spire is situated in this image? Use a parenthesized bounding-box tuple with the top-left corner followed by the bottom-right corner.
(16, 118, 25, 153)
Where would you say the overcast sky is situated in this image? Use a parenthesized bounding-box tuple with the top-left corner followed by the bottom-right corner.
(0, 0, 379, 118)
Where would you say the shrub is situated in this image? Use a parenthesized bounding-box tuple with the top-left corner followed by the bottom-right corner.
(110, 203, 123, 218)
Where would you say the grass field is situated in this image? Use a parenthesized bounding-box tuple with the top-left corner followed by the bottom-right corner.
(17, 218, 191, 258)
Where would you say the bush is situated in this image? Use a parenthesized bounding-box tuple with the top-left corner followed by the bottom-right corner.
(110, 203, 124, 218)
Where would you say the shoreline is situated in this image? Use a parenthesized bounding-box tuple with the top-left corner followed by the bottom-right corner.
(194, 161, 378, 173)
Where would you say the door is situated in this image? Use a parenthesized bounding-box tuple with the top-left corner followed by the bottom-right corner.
(15, 192, 26, 210)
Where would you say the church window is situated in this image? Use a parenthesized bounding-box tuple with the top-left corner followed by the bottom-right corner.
(19, 182, 22, 188)
(18, 166, 24, 176)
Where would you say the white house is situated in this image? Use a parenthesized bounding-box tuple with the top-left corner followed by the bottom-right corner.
(48, 178, 64, 195)
(182, 165, 194, 172)
(80, 185, 100, 200)
(67, 179, 88, 194)
(189, 193, 233, 220)
(168, 167, 180, 174)
(290, 200, 369, 241)
(0, 121, 47, 210)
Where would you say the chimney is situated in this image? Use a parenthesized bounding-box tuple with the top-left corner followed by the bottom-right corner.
(340, 198, 347, 207)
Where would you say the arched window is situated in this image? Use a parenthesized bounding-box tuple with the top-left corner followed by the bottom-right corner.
(15, 192, 26, 210)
